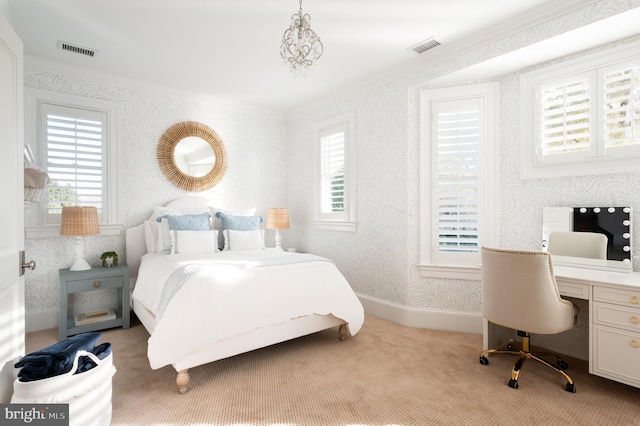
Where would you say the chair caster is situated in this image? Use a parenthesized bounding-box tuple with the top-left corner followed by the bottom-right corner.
(557, 359, 569, 370)
(479, 356, 489, 365)
(565, 383, 576, 393)
(508, 379, 519, 389)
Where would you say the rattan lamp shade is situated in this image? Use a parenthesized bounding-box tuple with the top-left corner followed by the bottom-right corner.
(266, 208, 290, 230)
(60, 206, 100, 236)
(60, 206, 99, 271)
(266, 208, 289, 250)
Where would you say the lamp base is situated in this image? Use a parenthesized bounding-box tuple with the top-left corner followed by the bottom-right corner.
(69, 235, 92, 271)
(70, 258, 92, 271)
(274, 229, 283, 250)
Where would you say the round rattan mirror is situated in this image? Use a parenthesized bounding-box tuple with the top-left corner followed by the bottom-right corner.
(157, 121, 228, 192)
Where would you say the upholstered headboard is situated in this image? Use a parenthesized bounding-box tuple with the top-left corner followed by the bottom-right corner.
(126, 196, 211, 280)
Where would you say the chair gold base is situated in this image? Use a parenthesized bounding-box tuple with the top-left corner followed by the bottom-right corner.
(479, 332, 576, 393)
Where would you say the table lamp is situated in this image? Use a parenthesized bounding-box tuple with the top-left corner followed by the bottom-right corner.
(266, 208, 290, 250)
(60, 206, 100, 271)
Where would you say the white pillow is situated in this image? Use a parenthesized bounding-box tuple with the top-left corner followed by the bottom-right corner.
(156, 218, 172, 252)
(148, 206, 212, 252)
(143, 219, 158, 253)
(223, 229, 264, 250)
(210, 207, 257, 249)
(170, 230, 219, 255)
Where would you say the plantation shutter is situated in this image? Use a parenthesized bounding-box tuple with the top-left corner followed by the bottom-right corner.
(319, 123, 347, 219)
(42, 103, 105, 224)
(538, 77, 592, 159)
(432, 98, 480, 257)
(604, 63, 640, 150)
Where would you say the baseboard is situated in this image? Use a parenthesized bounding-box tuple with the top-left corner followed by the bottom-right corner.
(357, 293, 483, 334)
(25, 309, 57, 333)
(27, 296, 484, 335)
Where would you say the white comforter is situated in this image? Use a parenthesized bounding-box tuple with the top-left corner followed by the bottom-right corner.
(132, 249, 365, 369)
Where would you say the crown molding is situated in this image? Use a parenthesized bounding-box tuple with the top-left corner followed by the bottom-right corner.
(24, 56, 287, 121)
(286, 0, 608, 118)
(0, 0, 14, 27)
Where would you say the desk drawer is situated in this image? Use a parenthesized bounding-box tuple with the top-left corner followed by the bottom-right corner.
(594, 286, 640, 307)
(66, 276, 123, 293)
(592, 325, 640, 386)
(593, 301, 640, 332)
(556, 281, 589, 299)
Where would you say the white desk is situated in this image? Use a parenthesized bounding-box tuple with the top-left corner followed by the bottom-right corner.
(484, 265, 640, 389)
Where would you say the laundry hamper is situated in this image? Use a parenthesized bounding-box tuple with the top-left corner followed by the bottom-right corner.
(11, 350, 116, 426)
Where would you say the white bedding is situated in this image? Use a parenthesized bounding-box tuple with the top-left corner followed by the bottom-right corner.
(132, 249, 365, 369)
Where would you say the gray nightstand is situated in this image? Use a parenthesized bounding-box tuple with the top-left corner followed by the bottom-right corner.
(58, 265, 130, 340)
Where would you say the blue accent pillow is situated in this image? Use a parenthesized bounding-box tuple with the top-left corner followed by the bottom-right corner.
(215, 212, 262, 231)
(159, 212, 211, 231)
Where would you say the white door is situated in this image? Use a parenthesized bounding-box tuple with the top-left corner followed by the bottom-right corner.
(0, 12, 25, 403)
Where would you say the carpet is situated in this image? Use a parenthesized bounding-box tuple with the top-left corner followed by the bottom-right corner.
(25, 314, 640, 425)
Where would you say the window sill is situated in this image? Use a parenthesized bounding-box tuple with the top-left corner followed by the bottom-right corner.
(26, 224, 123, 239)
(313, 220, 357, 232)
(418, 264, 481, 280)
(522, 156, 640, 179)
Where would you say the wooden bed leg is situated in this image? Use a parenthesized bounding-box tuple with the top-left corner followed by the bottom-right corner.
(338, 324, 348, 341)
(176, 369, 190, 394)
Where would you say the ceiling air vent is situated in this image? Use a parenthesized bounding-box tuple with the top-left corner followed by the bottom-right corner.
(408, 38, 441, 54)
(57, 41, 97, 57)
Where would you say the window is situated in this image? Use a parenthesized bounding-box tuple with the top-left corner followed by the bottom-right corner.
(320, 125, 346, 216)
(419, 83, 499, 278)
(313, 112, 356, 231)
(602, 61, 640, 151)
(41, 103, 106, 224)
(25, 89, 120, 237)
(433, 99, 481, 260)
(521, 41, 640, 178)
(537, 74, 594, 162)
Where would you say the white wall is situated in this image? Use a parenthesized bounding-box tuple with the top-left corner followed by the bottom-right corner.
(285, 1, 640, 332)
(23, 63, 288, 331)
(23, 0, 640, 333)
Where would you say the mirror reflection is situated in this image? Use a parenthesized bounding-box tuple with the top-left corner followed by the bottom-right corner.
(543, 206, 632, 272)
(173, 136, 216, 178)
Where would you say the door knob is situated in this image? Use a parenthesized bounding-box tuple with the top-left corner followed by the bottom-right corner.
(19, 250, 36, 276)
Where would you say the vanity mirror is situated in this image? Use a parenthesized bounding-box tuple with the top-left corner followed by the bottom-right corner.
(542, 206, 632, 272)
(157, 121, 227, 192)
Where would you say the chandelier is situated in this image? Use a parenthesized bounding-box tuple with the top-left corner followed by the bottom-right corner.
(280, 0, 323, 78)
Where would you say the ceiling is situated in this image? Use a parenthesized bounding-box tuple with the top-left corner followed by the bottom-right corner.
(4, 0, 637, 115)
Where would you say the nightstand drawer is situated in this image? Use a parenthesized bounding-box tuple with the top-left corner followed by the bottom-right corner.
(593, 301, 640, 331)
(65, 276, 123, 293)
(594, 286, 640, 307)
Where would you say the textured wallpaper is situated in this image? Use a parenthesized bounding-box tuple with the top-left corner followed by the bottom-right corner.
(23, 69, 288, 316)
(289, 0, 640, 317)
(23, 0, 640, 330)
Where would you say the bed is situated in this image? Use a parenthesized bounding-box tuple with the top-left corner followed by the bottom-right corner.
(126, 196, 365, 394)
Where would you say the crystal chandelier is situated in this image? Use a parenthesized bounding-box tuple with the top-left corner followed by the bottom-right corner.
(280, 0, 323, 78)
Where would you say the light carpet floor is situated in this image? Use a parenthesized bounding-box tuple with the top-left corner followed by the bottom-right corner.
(26, 314, 640, 425)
